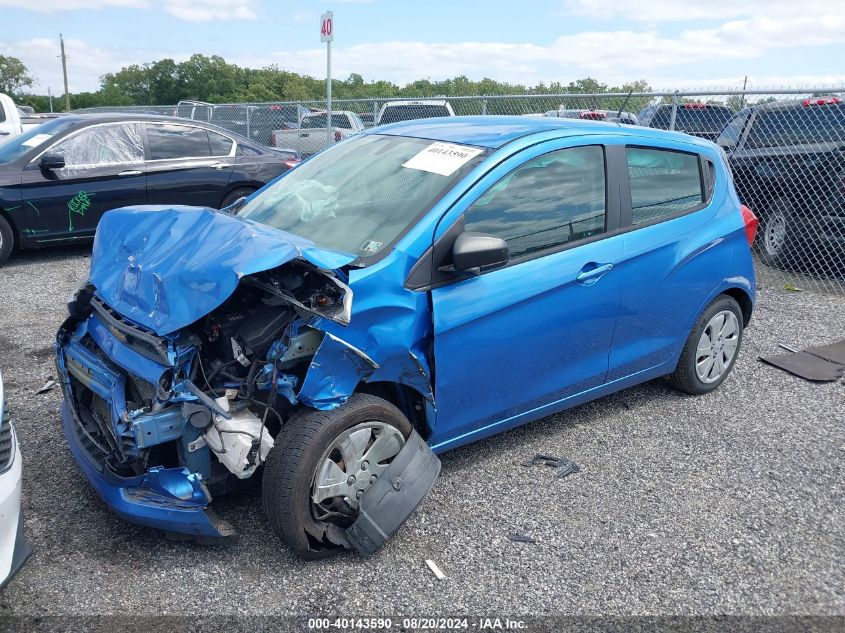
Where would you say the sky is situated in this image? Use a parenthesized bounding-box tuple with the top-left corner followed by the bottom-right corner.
(1, 0, 844, 96)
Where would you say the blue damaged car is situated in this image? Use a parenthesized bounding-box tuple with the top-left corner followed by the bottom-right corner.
(55, 116, 759, 557)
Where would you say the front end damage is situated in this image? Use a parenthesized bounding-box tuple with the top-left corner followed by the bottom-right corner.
(55, 206, 440, 553)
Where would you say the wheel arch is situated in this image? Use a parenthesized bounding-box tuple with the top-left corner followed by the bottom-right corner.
(722, 286, 754, 326)
(355, 380, 432, 440)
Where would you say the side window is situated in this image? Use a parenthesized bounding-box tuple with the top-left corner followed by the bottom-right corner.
(208, 131, 234, 156)
(716, 110, 751, 150)
(48, 123, 144, 171)
(627, 147, 703, 225)
(463, 145, 606, 259)
(147, 124, 211, 160)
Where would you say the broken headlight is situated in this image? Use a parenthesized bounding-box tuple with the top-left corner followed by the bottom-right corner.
(67, 278, 95, 317)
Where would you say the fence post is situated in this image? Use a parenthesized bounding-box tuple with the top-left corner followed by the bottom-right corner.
(482, 97, 488, 116)
(246, 106, 251, 139)
(668, 92, 679, 131)
(373, 99, 378, 125)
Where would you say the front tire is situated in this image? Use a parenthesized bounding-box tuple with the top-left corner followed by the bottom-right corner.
(262, 394, 413, 558)
(668, 295, 744, 395)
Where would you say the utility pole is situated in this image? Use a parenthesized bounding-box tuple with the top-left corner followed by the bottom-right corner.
(60, 33, 70, 111)
(48, 87, 53, 113)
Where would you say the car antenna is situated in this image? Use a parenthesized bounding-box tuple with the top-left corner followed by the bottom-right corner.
(618, 90, 633, 118)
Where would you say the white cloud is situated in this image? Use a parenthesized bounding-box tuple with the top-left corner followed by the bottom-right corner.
(565, 0, 837, 23)
(0, 0, 257, 21)
(0, 0, 145, 10)
(162, 0, 256, 22)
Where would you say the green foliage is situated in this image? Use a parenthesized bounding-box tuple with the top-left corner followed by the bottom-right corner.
(0, 55, 34, 95)
(20, 54, 654, 111)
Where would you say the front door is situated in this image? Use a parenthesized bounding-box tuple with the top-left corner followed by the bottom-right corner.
(18, 122, 147, 241)
(144, 123, 235, 209)
(430, 143, 624, 448)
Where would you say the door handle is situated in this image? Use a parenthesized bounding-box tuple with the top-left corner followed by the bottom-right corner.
(118, 169, 143, 177)
(209, 162, 229, 170)
(576, 262, 614, 285)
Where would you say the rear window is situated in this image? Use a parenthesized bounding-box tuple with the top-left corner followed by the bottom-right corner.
(147, 124, 211, 160)
(746, 104, 845, 148)
(379, 105, 450, 124)
(651, 106, 734, 134)
(627, 147, 704, 225)
(302, 114, 353, 129)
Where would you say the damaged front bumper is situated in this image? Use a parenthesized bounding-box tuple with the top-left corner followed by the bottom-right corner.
(56, 317, 234, 540)
(61, 399, 233, 538)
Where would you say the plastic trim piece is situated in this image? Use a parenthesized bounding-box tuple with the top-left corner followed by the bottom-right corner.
(344, 429, 441, 557)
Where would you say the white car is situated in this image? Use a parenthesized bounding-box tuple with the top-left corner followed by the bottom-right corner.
(375, 99, 455, 126)
(271, 111, 365, 156)
(0, 371, 30, 589)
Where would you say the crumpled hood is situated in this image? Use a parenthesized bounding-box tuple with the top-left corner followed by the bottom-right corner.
(89, 206, 356, 335)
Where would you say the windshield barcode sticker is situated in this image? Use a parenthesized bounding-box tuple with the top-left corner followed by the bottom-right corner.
(402, 142, 484, 176)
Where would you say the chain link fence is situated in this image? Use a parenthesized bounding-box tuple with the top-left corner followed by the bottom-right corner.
(79, 87, 845, 295)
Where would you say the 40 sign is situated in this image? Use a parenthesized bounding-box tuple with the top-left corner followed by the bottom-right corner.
(320, 11, 333, 42)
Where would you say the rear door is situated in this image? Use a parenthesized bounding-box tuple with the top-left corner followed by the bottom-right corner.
(143, 122, 235, 208)
(607, 143, 729, 381)
(18, 122, 147, 240)
(430, 141, 625, 447)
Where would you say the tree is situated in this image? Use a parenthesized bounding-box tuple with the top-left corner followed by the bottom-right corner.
(0, 55, 34, 94)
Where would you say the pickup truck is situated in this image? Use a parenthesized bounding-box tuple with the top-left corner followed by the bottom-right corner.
(375, 99, 455, 126)
(1, 93, 60, 142)
(717, 96, 845, 273)
(175, 100, 313, 147)
(270, 111, 364, 156)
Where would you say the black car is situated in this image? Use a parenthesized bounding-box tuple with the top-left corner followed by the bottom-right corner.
(0, 113, 299, 264)
(716, 96, 845, 272)
(638, 103, 735, 141)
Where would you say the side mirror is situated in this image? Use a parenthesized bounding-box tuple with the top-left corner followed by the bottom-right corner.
(451, 231, 509, 275)
(39, 153, 65, 170)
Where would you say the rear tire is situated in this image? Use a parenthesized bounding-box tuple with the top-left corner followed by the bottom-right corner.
(756, 198, 797, 269)
(262, 394, 413, 558)
(219, 187, 255, 211)
(0, 214, 14, 265)
(668, 295, 744, 395)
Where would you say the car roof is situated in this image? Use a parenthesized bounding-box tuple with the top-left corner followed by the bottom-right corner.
(381, 100, 449, 107)
(369, 115, 709, 149)
(53, 112, 260, 143)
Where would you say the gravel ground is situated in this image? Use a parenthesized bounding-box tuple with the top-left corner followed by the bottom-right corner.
(0, 245, 843, 617)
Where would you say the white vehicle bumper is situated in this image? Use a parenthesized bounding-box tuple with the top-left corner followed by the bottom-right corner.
(0, 425, 31, 590)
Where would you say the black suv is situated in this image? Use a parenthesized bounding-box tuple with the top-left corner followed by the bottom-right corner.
(638, 103, 735, 141)
(717, 97, 845, 273)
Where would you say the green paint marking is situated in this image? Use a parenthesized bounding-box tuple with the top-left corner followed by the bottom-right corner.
(21, 228, 49, 235)
(26, 201, 41, 217)
(5, 205, 22, 212)
(67, 191, 94, 231)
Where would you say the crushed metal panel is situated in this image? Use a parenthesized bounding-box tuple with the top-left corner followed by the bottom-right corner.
(89, 206, 356, 335)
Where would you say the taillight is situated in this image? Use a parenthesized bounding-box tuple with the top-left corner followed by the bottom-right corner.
(741, 204, 758, 246)
(802, 96, 841, 107)
(334, 130, 342, 142)
(580, 111, 606, 120)
(683, 103, 707, 109)
(282, 159, 300, 169)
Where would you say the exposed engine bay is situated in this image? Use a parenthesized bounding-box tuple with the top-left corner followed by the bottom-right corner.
(60, 260, 354, 499)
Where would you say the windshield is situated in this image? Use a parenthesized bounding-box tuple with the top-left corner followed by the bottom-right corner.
(238, 134, 487, 259)
(0, 117, 77, 163)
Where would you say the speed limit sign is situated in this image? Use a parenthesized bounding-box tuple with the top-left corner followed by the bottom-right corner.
(320, 11, 333, 42)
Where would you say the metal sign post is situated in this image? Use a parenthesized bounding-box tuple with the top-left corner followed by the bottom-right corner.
(321, 11, 334, 146)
